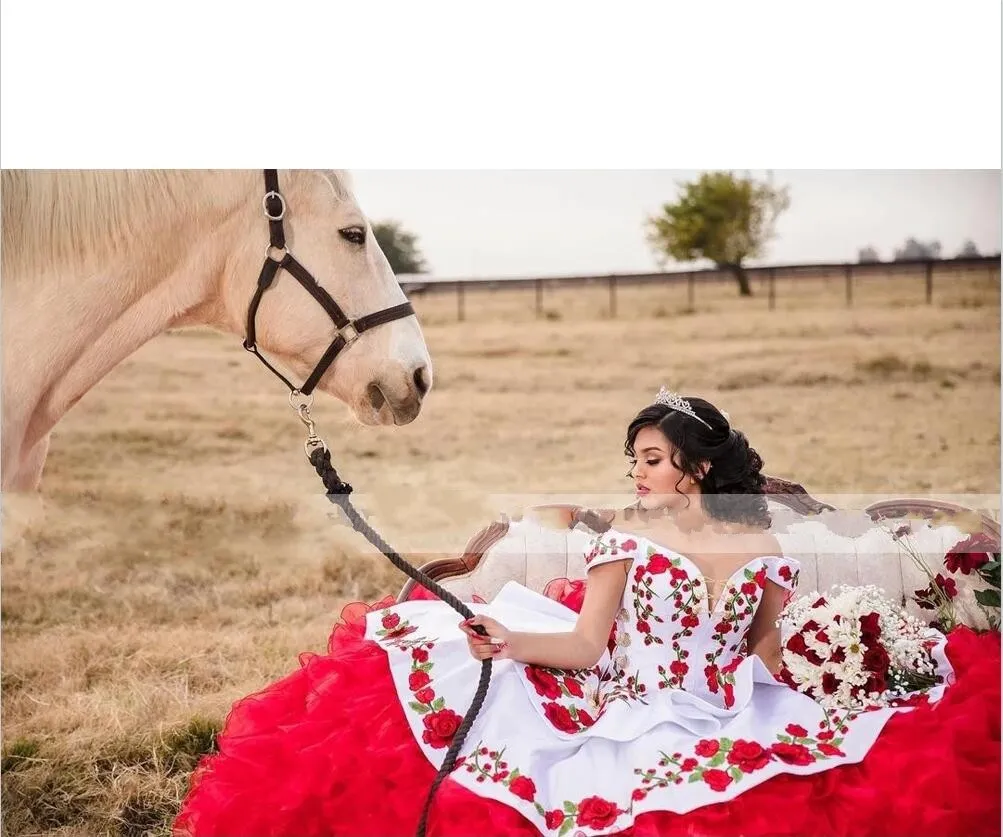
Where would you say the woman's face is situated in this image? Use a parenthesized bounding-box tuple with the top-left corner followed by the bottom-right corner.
(628, 425, 699, 511)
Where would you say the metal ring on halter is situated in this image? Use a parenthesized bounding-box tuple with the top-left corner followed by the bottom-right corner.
(288, 389, 314, 412)
(266, 243, 288, 262)
(304, 435, 328, 459)
(262, 190, 286, 221)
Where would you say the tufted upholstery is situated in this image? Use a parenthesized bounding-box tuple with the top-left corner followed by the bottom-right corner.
(397, 494, 1001, 631)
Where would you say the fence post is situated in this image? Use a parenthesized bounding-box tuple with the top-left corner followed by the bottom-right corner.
(687, 272, 695, 309)
(535, 279, 543, 318)
(608, 275, 617, 318)
(844, 265, 853, 307)
(925, 261, 933, 304)
(457, 283, 465, 322)
(767, 268, 776, 310)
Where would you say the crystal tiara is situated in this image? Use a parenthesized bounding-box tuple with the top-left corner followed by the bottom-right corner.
(653, 387, 713, 428)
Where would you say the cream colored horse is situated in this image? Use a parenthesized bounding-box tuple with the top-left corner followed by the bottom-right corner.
(1, 170, 433, 491)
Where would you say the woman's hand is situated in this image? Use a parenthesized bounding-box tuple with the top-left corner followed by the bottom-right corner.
(458, 615, 512, 661)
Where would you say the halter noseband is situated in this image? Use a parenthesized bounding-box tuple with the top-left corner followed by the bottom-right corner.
(242, 169, 416, 397)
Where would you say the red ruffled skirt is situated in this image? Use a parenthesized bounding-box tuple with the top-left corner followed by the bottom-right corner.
(174, 583, 1001, 837)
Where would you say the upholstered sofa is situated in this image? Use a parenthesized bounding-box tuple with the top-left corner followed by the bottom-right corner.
(396, 477, 1001, 632)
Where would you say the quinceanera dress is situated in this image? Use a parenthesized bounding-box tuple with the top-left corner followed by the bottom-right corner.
(174, 529, 1001, 837)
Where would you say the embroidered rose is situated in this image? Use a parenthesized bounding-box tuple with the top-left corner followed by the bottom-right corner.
(741, 580, 758, 596)
(508, 775, 536, 802)
(702, 768, 733, 792)
(631, 788, 646, 801)
(818, 742, 846, 757)
(694, 739, 720, 757)
(680, 757, 698, 771)
(381, 613, 401, 630)
(778, 564, 793, 581)
(563, 677, 585, 698)
(862, 644, 891, 675)
(620, 538, 638, 552)
(414, 687, 435, 704)
(754, 567, 767, 588)
(727, 740, 772, 773)
(680, 613, 700, 629)
(637, 620, 651, 634)
(771, 742, 814, 766)
(543, 702, 579, 734)
(408, 670, 431, 691)
(575, 796, 620, 829)
(786, 724, 808, 738)
(544, 810, 565, 829)
(669, 566, 689, 582)
(526, 666, 563, 700)
(421, 709, 462, 749)
(647, 554, 672, 575)
(412, 647, 429, 663)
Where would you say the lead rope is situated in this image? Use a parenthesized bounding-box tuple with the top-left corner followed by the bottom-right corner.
(294, 399, 491, 837)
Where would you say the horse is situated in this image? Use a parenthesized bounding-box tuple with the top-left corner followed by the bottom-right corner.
(0, 169, 433, 492)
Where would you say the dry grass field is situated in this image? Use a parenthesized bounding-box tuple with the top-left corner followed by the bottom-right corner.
(2, 268, 1000, 836)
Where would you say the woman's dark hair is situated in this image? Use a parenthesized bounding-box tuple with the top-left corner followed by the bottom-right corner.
(624, 397, 771, 529)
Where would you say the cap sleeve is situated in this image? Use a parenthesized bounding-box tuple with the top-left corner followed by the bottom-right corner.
(764, 555, 801, 592)
(584, 530, 639, 571)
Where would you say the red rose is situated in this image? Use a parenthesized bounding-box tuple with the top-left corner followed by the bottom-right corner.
(544, 810, 565, 829)
(526, 666, 563, 700)
(412, 647, 429, 663)
(934, 574, 958, 598)
(785, 633, 809, 657)
(543, 702, 579, 734)
(694, 739, 720, 757)
(575, 796, 620, 829)
(704, 666, 720, 694)
(508, 775, 536, 802)
(829, 647, 846, 664)
(817, 743, 846, 757)
(802, 620, 820, 632)
(680, 757, 698, 771)
(945, 534, 996, 575)
(863, 672, 887, 695)
(862, 644, 891, 675)
(754, 568, 767, 588)
(631, 788, 646, 801)
(637, 620, 651, 634)
(647, 554, 671, 575)
(858, 612, 881, 639)
(814, 629, 830, 644)
(811, 597, 827, 608)
(620, 538, 638, 551)
(771, 742, 815, 766)
(577, 709, 596, 728)
(786, 724, 808, 738)
(381, 612, 401, 630)
(669, 660, 689, 678)
(817, 730, 835, 741)
(421, 709, 462, 749)
(634, 566, 646, 582)
(414, 687, 435, 704)
(669, 566, 689, 582)
(722, 683, 735, 708)
(563, 677, 584, 698)
(778, 564, 793, 581)
(741, 581, 758, 596)
(714, 620, 731, 634)
(681, 613, 700, 629)
(409, 670, 431, 691)
(727, 740, 772, 773)
(702, 768, 733, 792)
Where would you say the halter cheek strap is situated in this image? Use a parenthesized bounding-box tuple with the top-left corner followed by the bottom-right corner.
(243, 169, 415, 396)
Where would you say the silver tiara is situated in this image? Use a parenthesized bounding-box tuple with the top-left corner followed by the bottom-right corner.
(654, 387, 713, 428)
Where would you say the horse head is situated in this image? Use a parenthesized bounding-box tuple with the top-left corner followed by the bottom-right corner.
(219, 170, 433, 426)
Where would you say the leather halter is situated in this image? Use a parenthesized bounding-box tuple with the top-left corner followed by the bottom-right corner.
(242, 169, 415, 396)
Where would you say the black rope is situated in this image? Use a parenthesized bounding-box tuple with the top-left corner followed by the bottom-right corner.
(308, 447, 492, 837)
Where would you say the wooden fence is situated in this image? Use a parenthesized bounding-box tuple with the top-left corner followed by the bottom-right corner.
(400, 255, 1001, 321)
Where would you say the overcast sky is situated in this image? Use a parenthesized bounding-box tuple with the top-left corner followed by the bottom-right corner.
(348, 170, 1001, 278)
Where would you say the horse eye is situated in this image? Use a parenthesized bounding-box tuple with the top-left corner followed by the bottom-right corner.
(339, 226, 366, 246)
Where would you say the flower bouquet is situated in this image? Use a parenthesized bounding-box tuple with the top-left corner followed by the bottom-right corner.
(776, 584, 944, 712)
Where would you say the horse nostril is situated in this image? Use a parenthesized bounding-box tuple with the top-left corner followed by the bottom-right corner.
(413, 365, 431, 397)
(367, 383, 386, 412)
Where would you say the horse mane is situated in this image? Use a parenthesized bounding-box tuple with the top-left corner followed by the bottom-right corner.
(1, 169, 353, 280)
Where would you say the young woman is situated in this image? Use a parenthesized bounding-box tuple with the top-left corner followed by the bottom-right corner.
(174, 391, 1000, 837)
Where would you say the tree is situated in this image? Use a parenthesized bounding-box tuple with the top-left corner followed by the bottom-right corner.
(857, 246, 881, 263)
(644, 171, 790, 296)
(893, 237, 941, 261)
(957, 239, 981, 258)
(371, 220, 429, 275)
